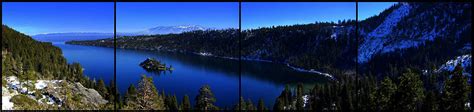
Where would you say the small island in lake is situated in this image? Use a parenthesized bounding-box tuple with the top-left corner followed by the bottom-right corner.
(139, 58, 174, 72)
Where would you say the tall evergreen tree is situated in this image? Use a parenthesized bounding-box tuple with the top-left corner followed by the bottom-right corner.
(422, 74, 439, 111)
(247, 99, 256, 110)
(283, 85, 293, 107)
(393, 69, 425, 110)
(237, 97, 246, 110)
(340, 83, 353, 111)
(181, 94, 191, 111)
(136, 75, 165, 110)
(107, 81, 117, 103)
(166, 95, 179, 111)
(423, 90, 439, 111)
(295, 83, 305, 110)
(194, 85, 218, 110)
(126, 84, 137, 103)
(96, 79, 108, 98)
(310, 84, 322, 111)
(273, 97, 285, 111)
(441, 64, 469, 110)
(377, 77, 397, 110)
(257, 98, 266, 111)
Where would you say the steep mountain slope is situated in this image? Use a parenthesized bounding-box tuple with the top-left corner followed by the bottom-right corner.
(2, 25, 108, 110)
(241, 22, 356, 74)
(358, 3, 411, 63)
(359, 2, 471, 63)
(359, 2, 471, 77)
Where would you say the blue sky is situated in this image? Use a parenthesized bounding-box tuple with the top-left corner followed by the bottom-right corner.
(117, 2, 238, 32)
(2, 2, 396, 35)
(2, 2, 114, 35)
(242, 2, 397, 30)
(242, 2, 356, 30)
(359, 2, 398, 20)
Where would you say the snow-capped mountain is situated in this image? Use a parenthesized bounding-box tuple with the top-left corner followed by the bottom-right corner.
(358, 2, 471, 63)
(135, 25, 208, 35)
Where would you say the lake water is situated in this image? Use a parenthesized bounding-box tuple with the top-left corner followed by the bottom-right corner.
(53, 42, 330, 108)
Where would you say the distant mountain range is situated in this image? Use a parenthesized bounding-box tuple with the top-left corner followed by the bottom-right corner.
(32, 32, 114, 42)
(135, 25, 208, 35)
(32, 25, 209, 42)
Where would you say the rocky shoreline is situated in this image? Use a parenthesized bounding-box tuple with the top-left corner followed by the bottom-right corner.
(2, 76, 107, 110)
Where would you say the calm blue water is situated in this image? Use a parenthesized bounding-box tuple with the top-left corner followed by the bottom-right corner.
(53, 42, 330, 108)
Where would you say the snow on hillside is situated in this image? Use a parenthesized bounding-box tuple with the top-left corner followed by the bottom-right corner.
(2, 87, 17, 110)
(358, 3, 411, 63)
(436, 54, 472, 83)
(2, 76, 107, 110)
(437, 54, 471, 72)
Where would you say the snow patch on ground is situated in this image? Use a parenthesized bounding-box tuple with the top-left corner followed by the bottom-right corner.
(303, 95, 309, 107)
(2, 76, 67, 110)
(358, 3, 411, 63)
(436, 54, 472, 83)
(6, 76, 21, 90)
(2, 87, 17, 110)
(437, 54, 471, 72)
(34, 80, 61, 90)
(35, 80, 48, 90)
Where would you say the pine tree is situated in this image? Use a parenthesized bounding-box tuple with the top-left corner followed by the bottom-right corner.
(377, 77, 397, 111)
(273, 97, 285, 110)
(96, 79, 108, 98)
(127, 84, 137, 103)
(181, 94, 191, 111)
(107, 81, 117, 103)
(295, 83, 305, 110)
(393, 69, 425, 110)
(283, 85, 292, 108)
(166, 95, 179, 111)
(136, 75, 164, 110)
(340, 83, 353, 111)
(422, 74, 439, 111)
(257, 98, 266, 111)
(310, 85, 322, 111)
(423, 90, 439, 111)
(194, 85, 218, 110)
(238, 97, 246, 110)
(441, 64, 469, 110)
(247, 99, 256, 110)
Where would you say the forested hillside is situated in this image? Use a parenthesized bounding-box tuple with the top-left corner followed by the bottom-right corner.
(68, 21, 357, 76)
(64, 2, 471, 111)
(358, 2, 472, 79)
(2, 25, 80, 81)
(2, 25, 115, 110)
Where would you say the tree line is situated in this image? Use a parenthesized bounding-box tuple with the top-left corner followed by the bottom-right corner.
(2, 25, 117, 109)
(110, 63, 469, 111)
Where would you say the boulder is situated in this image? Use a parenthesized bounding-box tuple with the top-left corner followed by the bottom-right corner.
(71, 83, 108, 105)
